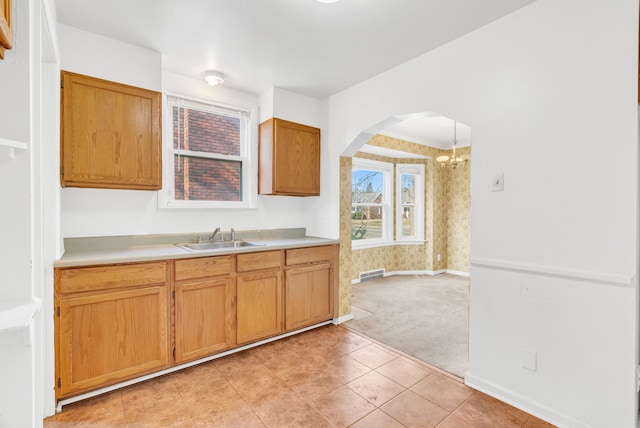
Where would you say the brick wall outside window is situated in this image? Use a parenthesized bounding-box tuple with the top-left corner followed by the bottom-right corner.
(173, 106, 242, 201)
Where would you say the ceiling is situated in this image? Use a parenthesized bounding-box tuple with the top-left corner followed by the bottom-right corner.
(55, 0, 534, 154)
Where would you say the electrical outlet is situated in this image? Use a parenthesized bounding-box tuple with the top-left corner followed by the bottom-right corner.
(437, 254, 441, 262)
(522, 349, 537, 371)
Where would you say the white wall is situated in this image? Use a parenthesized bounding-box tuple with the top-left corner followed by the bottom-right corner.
(0, 0, 58, 426)
(325, 0, 638, 426)
(57, 26, 327, 239)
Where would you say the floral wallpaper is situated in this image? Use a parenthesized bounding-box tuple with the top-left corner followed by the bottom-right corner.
(337, 134, 470, 316)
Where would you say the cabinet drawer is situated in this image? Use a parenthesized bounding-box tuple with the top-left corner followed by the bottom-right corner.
(286, 245, 334, 266)
(57, 262, 168, 294)
(174, 256, 232, 281)
(237, 250, 282, 272)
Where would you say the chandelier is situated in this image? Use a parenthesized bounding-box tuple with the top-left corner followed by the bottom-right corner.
(436, 121, 469, 169)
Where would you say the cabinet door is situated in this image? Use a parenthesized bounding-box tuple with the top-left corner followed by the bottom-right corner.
(0, 0, 11, 59)
(175, 277, 235, 363)
(236, 270, 283, 344)
(259, 118, 320, 196)
(285, 263, 333, 331)
(57, 286, 170, 398)
(60, 71, 162, 190)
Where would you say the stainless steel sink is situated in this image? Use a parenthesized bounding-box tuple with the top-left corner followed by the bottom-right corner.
(176, 240, 265, 252)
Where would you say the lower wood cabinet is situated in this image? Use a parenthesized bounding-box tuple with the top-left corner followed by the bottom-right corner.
(285, 262, 332, 331)
(55, 244, 337, 400)
(55, 262, 170, 399)
(173, 256, 235, 363)
(174, 277, 235, 363)
(236, 269, 283, 345)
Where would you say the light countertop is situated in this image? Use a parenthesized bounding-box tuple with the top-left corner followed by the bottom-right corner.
(55, 228, 339, 268)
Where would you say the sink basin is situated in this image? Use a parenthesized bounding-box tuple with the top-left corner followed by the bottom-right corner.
(177, 240, 265, 252)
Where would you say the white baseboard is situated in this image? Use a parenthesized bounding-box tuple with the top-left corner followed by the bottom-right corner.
(332, 313, 354, 324)
(465, 372, 586, 428)
(352, 269, 470, 283)
(446, 269, 470, 277)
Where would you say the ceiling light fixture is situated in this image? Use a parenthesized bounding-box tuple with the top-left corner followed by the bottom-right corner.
(204, 70, 225, 86)
(317, 0, 340, 3)
(436, 121, 469, 169)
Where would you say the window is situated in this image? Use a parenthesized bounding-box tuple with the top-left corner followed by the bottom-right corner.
(396, 164, 424, 242)
(160, 95, 256, 209)
(351, 158, 393, 246)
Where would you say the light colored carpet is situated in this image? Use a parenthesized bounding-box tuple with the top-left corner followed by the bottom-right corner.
(344, 274, 469, 378)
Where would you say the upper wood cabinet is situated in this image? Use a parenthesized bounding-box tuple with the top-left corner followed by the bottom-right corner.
(0, 0, 11, 60)
(60, 71, 162, 190)
(259, 118, 320, 196)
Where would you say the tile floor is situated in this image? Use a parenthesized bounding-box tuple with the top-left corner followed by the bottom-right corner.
(44, 325, 555, 428)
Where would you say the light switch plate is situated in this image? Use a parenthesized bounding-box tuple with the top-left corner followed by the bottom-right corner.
(491, 173, 504, 191)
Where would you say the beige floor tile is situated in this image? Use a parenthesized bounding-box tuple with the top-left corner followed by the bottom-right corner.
(350, 409, 406, 428)
(214, 351, 265, 377)
(376, 356, 432, 387)
(192, 404, 266, 427)
(447, 392, 530, 428)
(523, 416, 557, 427)
(347, 371, 405, 406)
(290, 370, 345, 399)
(348, 344, 399, 369)
(45, 391, 126, 427)
(381, 390, 449, 428)
(410, 373, 474, 411)
(311, 385, 376, 427)
(320, 355, 371, 383)
(177, 380, 246, 418)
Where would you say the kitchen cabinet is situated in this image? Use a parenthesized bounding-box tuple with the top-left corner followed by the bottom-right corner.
(60, 71, 162, 190)
(236, 250, 284, 344)
(54, 242, 337, 400)
(174, 256, 235, 363)
(55, 262, 170, 399)
(284, 245, 337, 331)
(259, 118, 320, 196)
(0, 0, 11, 59)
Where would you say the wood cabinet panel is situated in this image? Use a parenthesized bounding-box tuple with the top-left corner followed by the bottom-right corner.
(259, 118, 320, 196)
(175, 277, 235, 363)
(286, 245, 334, 266)
(236, 270, 283, 344)
(285, 263, 333, 331)
(60, 71, 161, 190)
(0, 0, 11, 60)
(237, 250, 282, 272)
(174, 256, 232, 281)
(57, 286, 170, 398)
(57, 262, 168, 294)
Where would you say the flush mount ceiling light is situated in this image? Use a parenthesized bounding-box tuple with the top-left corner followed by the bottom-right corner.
(204, 70, 224, 86)
(317, 0, 340, 3)
(436, 121, 470, 169)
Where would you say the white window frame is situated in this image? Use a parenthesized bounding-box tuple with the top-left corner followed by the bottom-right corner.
(351, 158, 394, 248)
(158, 93, 258, 209)
(396, 163, 425, 243)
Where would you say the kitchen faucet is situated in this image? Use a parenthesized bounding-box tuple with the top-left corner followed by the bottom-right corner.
(208, 227, 221, 241)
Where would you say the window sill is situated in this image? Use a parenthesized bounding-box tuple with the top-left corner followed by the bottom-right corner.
(352, 240, 427, 250)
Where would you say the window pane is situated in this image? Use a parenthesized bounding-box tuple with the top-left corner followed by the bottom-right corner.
(352, 169, 384, 203)
(351, 205, 383, 240)
(400, 174, 415, 204)
(401, 205, 415, 237)
(174, 156, 241, 201)
(172, 106, 240, 155)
